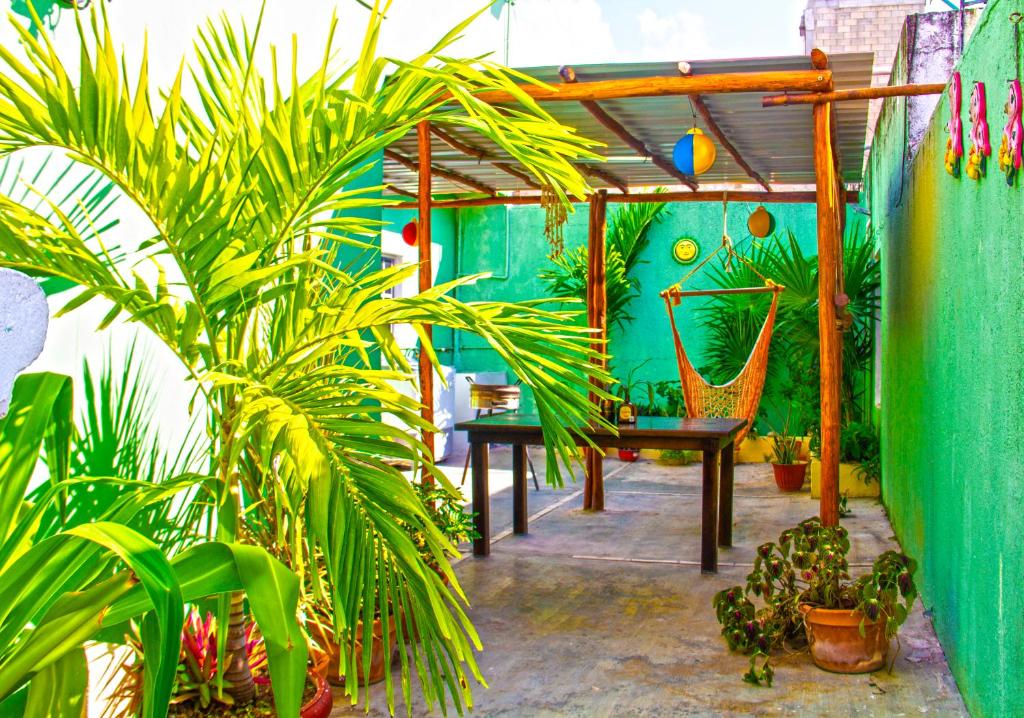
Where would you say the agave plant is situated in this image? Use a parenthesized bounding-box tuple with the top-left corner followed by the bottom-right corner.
(0, 1, 611, 713)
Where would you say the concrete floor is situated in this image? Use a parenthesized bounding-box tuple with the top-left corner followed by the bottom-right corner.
(333, 451, 967, 717)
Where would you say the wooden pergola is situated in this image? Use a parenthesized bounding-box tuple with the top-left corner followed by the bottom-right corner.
(389, 51, 943, 526)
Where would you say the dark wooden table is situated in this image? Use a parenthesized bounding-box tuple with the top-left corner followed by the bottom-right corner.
(454, 414, 745, 573)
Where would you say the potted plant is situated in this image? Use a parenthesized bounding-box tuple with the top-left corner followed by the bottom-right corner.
(765, 408, 808, 492)
(712, 517, 917, 685)
(114, 608, 332, 718)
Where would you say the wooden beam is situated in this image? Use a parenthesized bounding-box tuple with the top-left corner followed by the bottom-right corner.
(384, 148, 497, 196)
(813, 101, 842, 528)
(578, 164, 629, 194)
(690, 94, 771, 191)
(386, 184, 417, 199)
(467, 69, 833, 104)
(417, 121, 435, 468)
(761, 83, 946, 106)
(560, 66, 698, 190)
(430, 125, 543, 189)
(391, 189, 859, 210)
(584, 189, 608, 512)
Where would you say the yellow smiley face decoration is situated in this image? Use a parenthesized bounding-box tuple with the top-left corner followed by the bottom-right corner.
(672, 237, 700, 264)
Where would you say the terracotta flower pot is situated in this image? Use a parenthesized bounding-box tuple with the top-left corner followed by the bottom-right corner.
(771, 462, 808, 491)
(300, 670, 333, 718)
(309, 618, 397, 687)
(617, 448, 640, 462)
(799, 604, 888, 673)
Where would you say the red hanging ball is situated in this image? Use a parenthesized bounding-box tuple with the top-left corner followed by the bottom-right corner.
(401, 221, 418, 246)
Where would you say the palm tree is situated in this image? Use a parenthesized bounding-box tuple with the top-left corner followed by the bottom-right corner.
(0, 1, 611, 712)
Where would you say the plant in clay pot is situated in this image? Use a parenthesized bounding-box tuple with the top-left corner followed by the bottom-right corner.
(765, 407, 808, 492)
(112, 607, 331, 718)
(712, 516, 917, 686)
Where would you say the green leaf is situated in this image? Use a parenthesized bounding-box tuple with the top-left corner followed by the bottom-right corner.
(23, 647, 87, 718)
(0, 373, 73, 545)
(64, 522, 183, 718)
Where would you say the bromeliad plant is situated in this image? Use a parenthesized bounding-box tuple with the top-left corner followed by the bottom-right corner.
(0, 1, 612, 712)
(712, 517, 917, 686)
(115, 608, 273, 716)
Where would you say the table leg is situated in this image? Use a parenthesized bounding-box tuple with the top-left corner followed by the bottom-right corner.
(513, 443, 528, 535)
(471, 440, 490, 556)
(718, 440, 734, 547)
(701, 447, 721, 573)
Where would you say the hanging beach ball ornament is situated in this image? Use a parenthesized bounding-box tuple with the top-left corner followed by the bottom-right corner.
(747, 205, 776, 238)
(672, 128, 717, 176)
(401, 220, 418, 246)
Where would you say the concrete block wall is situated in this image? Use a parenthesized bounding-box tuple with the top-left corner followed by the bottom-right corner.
(801, 0, 927, 158)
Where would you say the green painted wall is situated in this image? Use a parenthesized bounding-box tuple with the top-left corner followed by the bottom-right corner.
(449, 200, 827, 414)
(865, 2, 1024, 715)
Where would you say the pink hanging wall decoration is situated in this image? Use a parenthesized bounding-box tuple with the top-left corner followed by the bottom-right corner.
(966, 82, 991, 180)
(944, 72, 964, 178)
(998, 79, 1023, 186)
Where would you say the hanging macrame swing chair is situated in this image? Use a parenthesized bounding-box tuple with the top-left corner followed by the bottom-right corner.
(659, 200, 784, 446)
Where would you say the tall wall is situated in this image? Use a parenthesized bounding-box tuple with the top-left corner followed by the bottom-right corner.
(865, 1, 1024, 715)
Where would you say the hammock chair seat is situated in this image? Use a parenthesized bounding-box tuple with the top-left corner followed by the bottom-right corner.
(661, 284, 783, 447)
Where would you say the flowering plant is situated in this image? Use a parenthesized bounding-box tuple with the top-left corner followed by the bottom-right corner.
(712, 517, 917, 686)
(114, 608, 271, 715)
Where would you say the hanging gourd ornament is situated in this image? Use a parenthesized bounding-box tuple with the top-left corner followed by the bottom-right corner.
(747, 205, 776, 238)
(401, 220, 418, 246)
(944, 72, 964, 178)
(966, 81, 991, 180)
(998, 80, 1023, 186)
(673, 128, 717, 176)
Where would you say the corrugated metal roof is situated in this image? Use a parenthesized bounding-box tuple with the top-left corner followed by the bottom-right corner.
(383, 53, 874, 196)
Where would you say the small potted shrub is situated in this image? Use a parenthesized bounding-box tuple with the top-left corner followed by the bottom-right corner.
(766, 433, 807, 491)
(115, 607, 332, 717)
(765, 409, 808, 492)
(712, 517, 917, 685)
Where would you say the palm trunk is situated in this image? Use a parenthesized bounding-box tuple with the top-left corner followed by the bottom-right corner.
(222, 590, 256, 705)
(217, 391, 256, 705)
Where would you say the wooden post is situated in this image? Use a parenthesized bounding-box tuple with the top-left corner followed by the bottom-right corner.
(584, 189, 608, 511)
(417, 120, 434, 467)
(812, 100, 842, 527)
